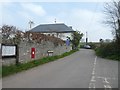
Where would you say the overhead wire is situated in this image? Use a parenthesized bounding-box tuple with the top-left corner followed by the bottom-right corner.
(85, 2, 100, 42)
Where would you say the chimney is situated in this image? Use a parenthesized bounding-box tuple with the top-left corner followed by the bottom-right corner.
(69, 26, 72, 29)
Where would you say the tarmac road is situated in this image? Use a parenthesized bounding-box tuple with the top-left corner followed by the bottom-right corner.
(2, 49, 118, 88)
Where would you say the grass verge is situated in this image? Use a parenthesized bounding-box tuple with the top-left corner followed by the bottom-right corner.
(2, 49, 78, 77)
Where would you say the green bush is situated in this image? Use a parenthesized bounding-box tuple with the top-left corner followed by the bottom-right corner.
(95, 42, 120, 61)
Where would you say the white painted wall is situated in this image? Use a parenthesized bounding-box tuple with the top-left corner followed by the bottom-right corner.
(43, 33, 72, 41)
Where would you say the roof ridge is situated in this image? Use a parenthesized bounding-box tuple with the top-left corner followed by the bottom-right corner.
(39, 23, 65, 26)
(28, 23, 75, 33)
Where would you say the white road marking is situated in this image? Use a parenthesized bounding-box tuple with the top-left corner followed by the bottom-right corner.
(92, 70, 95, 75)
(104, 85, 112, 88)
(93, 67, 95, 71)
(89, 83, 95, 88)
(89, 56, 97, 88)
(107, 77, 117, 80)
(89, 56, 115, 89)
(97, 76, 105, 79)
(94, 56, 97, 64)
(97, 76, 117, 81)
(104, 85, 106, 88)
(103, 78, 109, 84)
(91, 56, 97, 75)
(91, 76, 96, 82)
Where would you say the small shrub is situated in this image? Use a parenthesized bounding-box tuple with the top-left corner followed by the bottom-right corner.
(95, 42, 120, 61)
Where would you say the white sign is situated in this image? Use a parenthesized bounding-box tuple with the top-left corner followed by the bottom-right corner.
(2, 46, 16, 56)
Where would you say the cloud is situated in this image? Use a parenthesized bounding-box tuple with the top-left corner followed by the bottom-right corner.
(1, 2, 47, 30)
(17, 11, 34, 20)
(0, 2, 113, 42)
(45, 16, 65, 24)
(46, 7, 112, 42)
(20, 3, 46, 16)
(70, 9, 113, 42)
(0, 3, 2, 26)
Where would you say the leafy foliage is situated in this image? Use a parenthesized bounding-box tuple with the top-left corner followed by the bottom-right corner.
(96, 1, 120, 61)
(88, 42, 96, 49)
(95, 42, 120, 61)
(70, 31, 83, 50)
(104, 1, 120, 53)
(1, 25, 65, 46)
(1, 25, 24, 44)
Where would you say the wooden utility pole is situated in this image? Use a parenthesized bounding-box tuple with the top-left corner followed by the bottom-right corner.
(86, 31, 88, 45)
(55, 18, 56, 24)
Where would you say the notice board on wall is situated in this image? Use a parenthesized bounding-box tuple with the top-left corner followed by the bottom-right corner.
(1, 44, 17, 58)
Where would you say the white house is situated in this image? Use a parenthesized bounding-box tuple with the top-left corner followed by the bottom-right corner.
(27, 23, 75, 41)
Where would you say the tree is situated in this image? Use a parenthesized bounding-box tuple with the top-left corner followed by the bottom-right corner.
(104, 1, 120, 49)
(1, 25, 24, 44)
(99, 38, 104, 44)
(70, 31, 83, 50)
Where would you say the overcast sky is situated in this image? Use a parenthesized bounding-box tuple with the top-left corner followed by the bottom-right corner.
(0, 0, 114, 42)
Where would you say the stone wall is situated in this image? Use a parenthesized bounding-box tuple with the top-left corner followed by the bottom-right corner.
(2, 41, 72, 66)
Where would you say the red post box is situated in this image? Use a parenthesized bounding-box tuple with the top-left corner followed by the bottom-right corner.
(31, 48, 35, 59)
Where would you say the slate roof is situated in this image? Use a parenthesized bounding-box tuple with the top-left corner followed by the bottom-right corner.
(28, 23, 75, 33)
